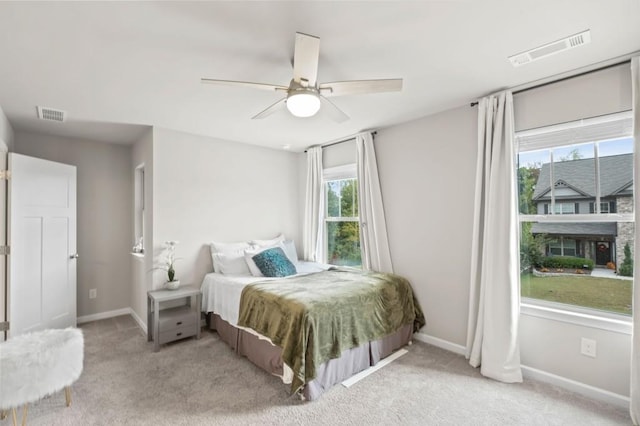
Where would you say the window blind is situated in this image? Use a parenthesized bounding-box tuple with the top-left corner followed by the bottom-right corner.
(516, 110, 633, 153)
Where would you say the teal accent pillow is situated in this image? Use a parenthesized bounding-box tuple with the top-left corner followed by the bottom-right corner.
(252, 247, 297, 277)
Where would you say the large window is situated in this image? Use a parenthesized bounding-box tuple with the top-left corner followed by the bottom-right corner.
(518, 112, 633, 317)
(324, 165, 361, 267)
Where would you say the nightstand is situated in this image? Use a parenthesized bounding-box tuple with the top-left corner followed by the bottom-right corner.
(147, 285, 201, 352)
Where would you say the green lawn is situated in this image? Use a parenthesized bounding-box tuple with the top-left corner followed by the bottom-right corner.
(521, 274, 632, 316)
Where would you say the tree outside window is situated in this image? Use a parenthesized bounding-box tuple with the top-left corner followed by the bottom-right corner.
(325, 178, 361, 267)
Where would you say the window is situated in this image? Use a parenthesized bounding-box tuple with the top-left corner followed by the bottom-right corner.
(545, 202, 576, 214)
(324, 165, 361, 267)
(548, 238, 577, 256)
(517, 111, 633, 317)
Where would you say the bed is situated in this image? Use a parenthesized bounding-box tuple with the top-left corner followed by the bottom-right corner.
(200, 260, 425, 400)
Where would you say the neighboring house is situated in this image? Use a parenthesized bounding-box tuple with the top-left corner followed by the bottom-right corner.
(530, 153, 633, 268)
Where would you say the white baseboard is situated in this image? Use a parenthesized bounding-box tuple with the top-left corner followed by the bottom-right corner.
(77, 307, 147, 335)
(521, 365, 630, 409)
(412, 331, 629, 409)
(77, 308, 132, 324)
(413, 332, 466, 355)
(129, 309, 147, 335)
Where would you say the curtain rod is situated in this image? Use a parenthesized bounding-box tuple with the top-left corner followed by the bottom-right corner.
(470, 52, 637, 107)
(304, 131, 377, 153)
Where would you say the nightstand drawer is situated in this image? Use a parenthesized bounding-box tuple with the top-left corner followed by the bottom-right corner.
(158, 306, 197, 332)
(158, 324, 196, 345)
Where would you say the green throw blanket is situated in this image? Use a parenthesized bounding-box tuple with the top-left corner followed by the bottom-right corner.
(237, 268, 425, 394)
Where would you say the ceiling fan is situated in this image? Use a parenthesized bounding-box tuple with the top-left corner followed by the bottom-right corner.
(201, 32, 403, 122)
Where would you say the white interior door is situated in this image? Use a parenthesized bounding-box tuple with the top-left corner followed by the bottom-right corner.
(8, 153, 77, 336)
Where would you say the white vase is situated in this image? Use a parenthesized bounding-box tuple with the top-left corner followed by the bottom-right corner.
(165, 280, 180, 290)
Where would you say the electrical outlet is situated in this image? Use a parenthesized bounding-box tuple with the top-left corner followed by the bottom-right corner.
(580, 337, 596, 358)
(89, 289, 97, 299)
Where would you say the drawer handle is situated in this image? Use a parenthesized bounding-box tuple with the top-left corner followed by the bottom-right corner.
(176, 321, 182, 325)
(176, 332, 182, 337)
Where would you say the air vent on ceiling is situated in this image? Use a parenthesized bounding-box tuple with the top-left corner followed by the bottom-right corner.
(508, 30, 591, 67)
(36, 106, 66, 122)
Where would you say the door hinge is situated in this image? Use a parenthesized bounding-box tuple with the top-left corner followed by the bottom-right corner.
(0, 170, 11, 180)
(0, 321, 9, 332)
(0, 246, 10, 255)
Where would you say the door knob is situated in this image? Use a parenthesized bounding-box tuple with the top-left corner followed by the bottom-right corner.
(70, 253, 79, 259)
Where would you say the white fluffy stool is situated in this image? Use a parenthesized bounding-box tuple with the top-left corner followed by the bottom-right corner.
(0, 328, 84, 425)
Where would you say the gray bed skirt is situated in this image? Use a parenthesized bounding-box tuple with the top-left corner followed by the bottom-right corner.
(207, 313, 412, 401)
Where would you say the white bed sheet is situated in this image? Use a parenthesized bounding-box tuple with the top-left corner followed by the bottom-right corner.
(200, 261, 330, 326)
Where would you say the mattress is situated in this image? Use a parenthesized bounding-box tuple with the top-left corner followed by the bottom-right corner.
(200, 261, 330, 326)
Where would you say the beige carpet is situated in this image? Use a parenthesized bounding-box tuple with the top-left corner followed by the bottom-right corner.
(14, 315, 631, 426)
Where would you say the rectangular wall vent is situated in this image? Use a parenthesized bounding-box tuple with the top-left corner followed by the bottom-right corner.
(508, 30, 591, 67)
(36, 106, 66, 122)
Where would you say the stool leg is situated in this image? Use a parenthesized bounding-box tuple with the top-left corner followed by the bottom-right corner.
(11, 408, 17, 426)
(20, 404, 28, 426)
(65, 386, 72, 407)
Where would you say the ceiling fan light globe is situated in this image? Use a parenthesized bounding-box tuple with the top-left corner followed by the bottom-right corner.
(286, 92, 321, 118)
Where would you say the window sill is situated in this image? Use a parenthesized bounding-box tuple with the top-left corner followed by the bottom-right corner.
(521, 302, 632, 335)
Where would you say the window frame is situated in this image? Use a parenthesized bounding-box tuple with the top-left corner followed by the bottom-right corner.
(322, 164, 360, 266)
(516, 111, 634, 323)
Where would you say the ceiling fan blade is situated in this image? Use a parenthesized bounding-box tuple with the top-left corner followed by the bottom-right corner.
(293, 32, 320, 87)
(201, 78, 287, 92)
(251, 97, 287, 119)
(319, 96, 349, 123)
(319, 79, 403, 97)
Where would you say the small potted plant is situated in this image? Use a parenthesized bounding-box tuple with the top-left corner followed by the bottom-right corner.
(156, 241, 181, 290)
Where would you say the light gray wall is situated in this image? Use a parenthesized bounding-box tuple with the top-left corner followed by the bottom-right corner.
(375, 106, 478, 346)
(14, 131, 133, 318)
(354, 64, 633, 398)
(151, 127, 301, 290)
(0, 105, 14, 151)
(513, 62, 632, 397)
(131, 128, 153, 324)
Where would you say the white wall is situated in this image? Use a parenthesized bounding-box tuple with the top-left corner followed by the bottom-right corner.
(375, 106, 478, 346)
(131, 128, 153, 324)
(14, 131, 133, 318)
(151, 127, 301, 290)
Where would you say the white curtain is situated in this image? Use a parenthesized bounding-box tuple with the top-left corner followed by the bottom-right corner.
(355, 133, 393, 273)
(630, 56, 640, 425)
(303, 146, 324, 262)
(465, 91, 523, 383)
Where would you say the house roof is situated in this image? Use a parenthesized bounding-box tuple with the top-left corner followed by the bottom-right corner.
(532, 153, 632, 200)
(531, 222, 617, 237)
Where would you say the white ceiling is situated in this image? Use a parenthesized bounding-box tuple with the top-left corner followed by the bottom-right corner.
(1, 1, 639, 152)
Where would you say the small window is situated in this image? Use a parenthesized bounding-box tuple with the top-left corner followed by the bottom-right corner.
(323, 165, 361, 267)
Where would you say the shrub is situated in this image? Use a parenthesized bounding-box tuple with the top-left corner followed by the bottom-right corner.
(540, 256, 594, 270)
(619, 243, 633, 277)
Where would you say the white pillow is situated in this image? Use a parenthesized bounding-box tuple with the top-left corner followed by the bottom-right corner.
(210, 240, 252, 272)
(251, 234, 285, 247)
(213, 252, 251, 276)
(244, 241, 298, 276)
(282, 240, 299, 264)
(244, 245, 271, 277)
